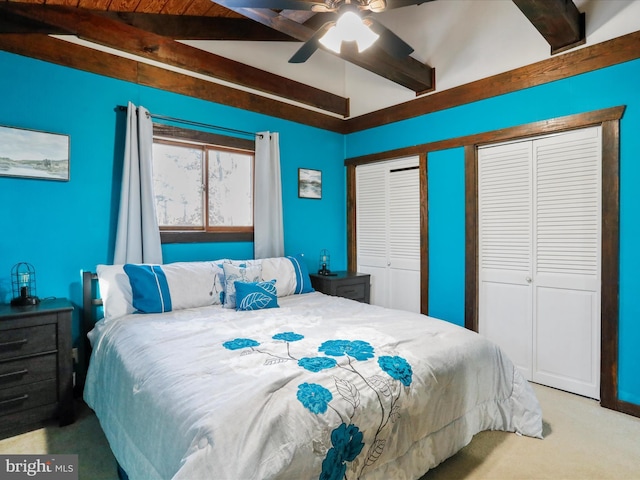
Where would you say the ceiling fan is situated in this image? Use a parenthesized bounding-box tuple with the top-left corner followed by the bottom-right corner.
(222, 0, 431, 63)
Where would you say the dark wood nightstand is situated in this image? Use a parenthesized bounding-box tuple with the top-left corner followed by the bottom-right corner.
(0, 298, 74, 439)
(310, 271, 371, 304)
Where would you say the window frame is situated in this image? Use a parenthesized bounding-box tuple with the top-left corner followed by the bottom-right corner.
(152, 124, 255, 244)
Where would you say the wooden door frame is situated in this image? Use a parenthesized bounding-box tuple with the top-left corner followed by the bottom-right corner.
(347, 155, 427, 312)
(346, 105, 638, 417)
(473, 125, 604, 400)
(464, 106, 639, 416)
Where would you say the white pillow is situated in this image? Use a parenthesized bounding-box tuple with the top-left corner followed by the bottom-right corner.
(230, 258, 262, 268)
(161, 261, 225, 310)
(97, 260, 228, 319)
(261, 257, 297, 297)
(96, 264, 134, 320)
(222, 263, 263, 309)
(260, 255, 315, 296)
(97, 256, 312, 318)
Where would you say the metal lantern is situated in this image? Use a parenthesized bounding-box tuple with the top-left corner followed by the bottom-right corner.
(10, 262, 40, 307)
(318, 249, 331, 275)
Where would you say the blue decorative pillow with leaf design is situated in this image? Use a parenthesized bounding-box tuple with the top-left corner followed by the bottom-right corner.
(222, 263, 262, 309)
(234, 279, 279, 311)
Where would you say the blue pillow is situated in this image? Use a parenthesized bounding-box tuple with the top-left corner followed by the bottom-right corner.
(222, 263, 263, 309)
(123, 264, 172, 313)
(286, 254, 315, 294)
(234, 279, 279, 311)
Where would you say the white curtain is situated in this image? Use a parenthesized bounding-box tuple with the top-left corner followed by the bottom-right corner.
(254, 131, 284, 259)
(113, 102, 163, 264)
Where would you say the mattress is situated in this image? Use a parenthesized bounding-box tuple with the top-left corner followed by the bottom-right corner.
(84, 291, 542, 480)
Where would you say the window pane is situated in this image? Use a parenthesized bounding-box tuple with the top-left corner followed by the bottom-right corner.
(208, 149, 253, 227)
(153, 142, 203, 227)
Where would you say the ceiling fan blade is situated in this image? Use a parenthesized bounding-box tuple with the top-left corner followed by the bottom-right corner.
(366, 18, 414, 58)
(289, 22, 334, 63)
(216, 0, 329, 10)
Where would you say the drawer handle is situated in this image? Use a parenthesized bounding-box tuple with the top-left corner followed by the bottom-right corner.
(0, 369, 28, 380)
(0, 394, 28, 407)
(342, 289, 357, 294)
(0, 338, 28, 349)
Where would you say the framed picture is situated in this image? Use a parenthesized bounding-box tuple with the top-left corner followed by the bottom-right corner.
(0, 124, 70, 181)
(298, 168, 322, 199)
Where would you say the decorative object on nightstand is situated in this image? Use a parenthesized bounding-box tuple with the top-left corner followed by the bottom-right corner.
(10, 262, 40, 307)
(317, 249, 336, 276)
(310, 271, 371, 304)
(0, 298, 75, 439)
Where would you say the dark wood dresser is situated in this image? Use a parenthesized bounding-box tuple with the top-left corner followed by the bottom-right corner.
(0, 298, 74, 439)
(310, 271, 371, 304)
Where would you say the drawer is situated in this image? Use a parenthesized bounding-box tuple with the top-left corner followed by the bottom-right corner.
(0, 403, 58, 440)
(336, 283, 366, 300)
(0, 354, 57, 388)
(0, 379, 57, 416)
(0, 324, 56, 361)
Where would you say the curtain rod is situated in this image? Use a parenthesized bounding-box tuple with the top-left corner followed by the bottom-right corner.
(116, 105, 262, 139)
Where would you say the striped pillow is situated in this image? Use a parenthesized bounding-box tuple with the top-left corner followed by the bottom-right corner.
(286, 254, 315, 294)
(123, 264, 172, 313)
(122, 261, 224, 314)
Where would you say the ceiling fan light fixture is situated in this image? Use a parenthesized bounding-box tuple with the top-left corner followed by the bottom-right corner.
(318, 25, 343, 53)
(319, 10, 380, 54)
(368, 0, 387, 13)
(353, 24, 380, 52)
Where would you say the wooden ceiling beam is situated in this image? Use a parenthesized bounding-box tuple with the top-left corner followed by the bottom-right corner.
(95, 11, 298, 40)
(0, 33, 346, 132)
(214, 3, 435, 93)
(279, 9, 317, 24)
(512, 0, 585, 54)
(344, 30, 640, 133)
(0, 3, 349, 116)
(0, 9, 67, 34)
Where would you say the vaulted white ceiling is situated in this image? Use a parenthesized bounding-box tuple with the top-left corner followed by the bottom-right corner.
(54, 0, 640, 119)
(182, 0, 640, 117)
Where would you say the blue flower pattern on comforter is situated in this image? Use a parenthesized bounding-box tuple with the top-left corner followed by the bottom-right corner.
(223, 332, 413, 479)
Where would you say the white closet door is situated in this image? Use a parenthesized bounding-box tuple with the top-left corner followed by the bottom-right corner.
(356, 162, 388, 306)
(532, 126, 601, 399)
(356, 157, 420, 311)
(478, 141, 534, 379)
(478, 126, 601, 400)
(388, 166, 421, 311)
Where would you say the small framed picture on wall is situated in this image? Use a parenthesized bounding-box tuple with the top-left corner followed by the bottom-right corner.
(298, 168, 322, 199)
(0, 124, 70, 181)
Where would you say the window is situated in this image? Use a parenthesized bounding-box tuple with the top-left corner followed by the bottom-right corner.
(151, 124, 255, 243)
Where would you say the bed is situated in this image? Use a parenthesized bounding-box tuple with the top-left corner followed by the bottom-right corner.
(82, 256, 543, 480)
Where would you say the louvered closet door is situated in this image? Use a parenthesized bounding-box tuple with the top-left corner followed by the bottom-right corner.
(532, 127, 601, 399)
(388, 165, 421, 311)
(356, 157, 420, 311)
(478, 141, 534, 379)
(356, 162, 389, 306)
(478, 126, 601, 399)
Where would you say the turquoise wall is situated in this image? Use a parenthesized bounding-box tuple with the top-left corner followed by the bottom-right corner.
(0, 52, 346, 344)
(427, 148, 465, 326)
(1, 49, 638, 407)
(346, 58, 640, 406)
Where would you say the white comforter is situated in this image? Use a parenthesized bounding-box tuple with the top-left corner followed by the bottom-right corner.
(84, 292, 542, 480)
